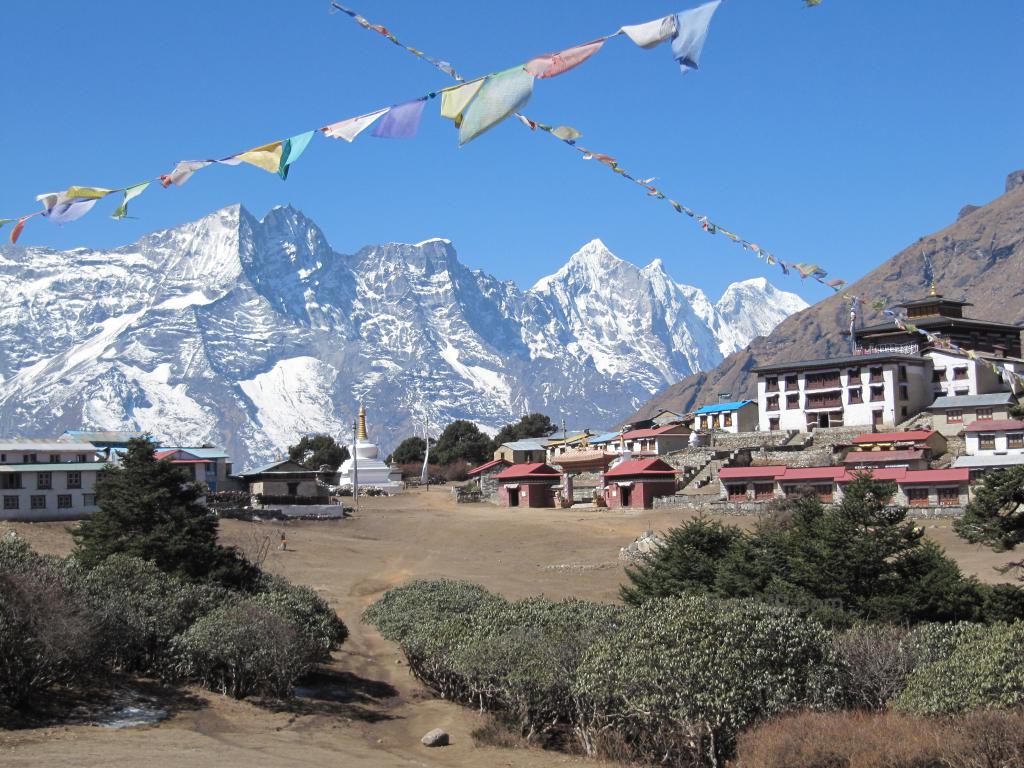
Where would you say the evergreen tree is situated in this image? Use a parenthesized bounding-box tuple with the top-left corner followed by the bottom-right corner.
(490, 413, 557, 452)
(287, 433, 349, 471)
(387, 436, 436, 465)
(433, 420, 492, 465)
(73, 438, 258, 590)
(954, 466, 1024, 551)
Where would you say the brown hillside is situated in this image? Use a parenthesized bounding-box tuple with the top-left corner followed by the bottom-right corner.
(630, 172, 1024, 421)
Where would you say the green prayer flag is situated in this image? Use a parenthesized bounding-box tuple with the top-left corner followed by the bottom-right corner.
(550, 125, 581, 142)
(111, 182, 151, 220)
(278, 130, 316, 180)
(0, 218, 13, 230)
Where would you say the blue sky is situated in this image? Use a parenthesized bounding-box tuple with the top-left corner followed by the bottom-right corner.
(2, 1, 1021, 303)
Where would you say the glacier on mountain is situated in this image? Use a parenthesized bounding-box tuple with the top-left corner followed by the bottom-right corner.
(0, 205, 806, 468)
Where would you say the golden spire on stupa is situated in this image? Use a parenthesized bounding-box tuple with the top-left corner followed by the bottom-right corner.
(357, 402, 368, 441)
(929, 281, 938, 297)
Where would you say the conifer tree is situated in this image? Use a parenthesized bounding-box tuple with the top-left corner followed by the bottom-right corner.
(955, 466, 1024, 551)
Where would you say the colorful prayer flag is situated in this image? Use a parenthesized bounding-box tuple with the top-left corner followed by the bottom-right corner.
(10, 216, 29, 244)
(233, 141, 284, 174)
(440, 79, 484, 127)
(278, 130, 315, 179)
(459, 66, 534, 146)
(161, 160, 213, 188)
(45, 199, 98, 224)
(371, 97, 427, 139)
(672, 0, 722, 73)
(525, 39, 605, 79)
(65, 186, 115, 200)
(322, 107, 390, 142)
(550, 125, 582, 142)
(111, 182, 151, 220)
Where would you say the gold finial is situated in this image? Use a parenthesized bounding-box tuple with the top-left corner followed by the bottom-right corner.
(929, 281, 937, 297)
(357, 403, 368, 441)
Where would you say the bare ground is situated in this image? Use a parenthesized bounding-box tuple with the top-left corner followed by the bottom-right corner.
(0, 488, 1017, 767)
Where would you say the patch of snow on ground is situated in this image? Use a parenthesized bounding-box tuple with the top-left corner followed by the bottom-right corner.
(439, 343, 512, 404)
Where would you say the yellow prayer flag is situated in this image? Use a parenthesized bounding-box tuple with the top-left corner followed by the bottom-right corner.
(65, 186, 115, 200)
(440, 79, 484, 125)
(233, 142, 284, 174)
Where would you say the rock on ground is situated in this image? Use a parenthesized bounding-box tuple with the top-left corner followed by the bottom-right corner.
(421, 729, 449, 747)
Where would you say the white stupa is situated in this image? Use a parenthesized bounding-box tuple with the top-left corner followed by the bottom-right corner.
(336, 404, 404, 492)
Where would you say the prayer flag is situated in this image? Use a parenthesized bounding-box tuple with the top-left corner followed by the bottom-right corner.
(372, 97, 427, 139)
(64, 186, 115, 200)
(0, 218, 12, 231)
(161, 160, 213, 188)
(278, 130, 315, 179)
(45, 199, 98, 224)
(672, 0, 721, 73)
(459, 66, 534, 146)
(234, 141, 284, 174)
(440, 79, 484, 127)
(10, 216, 30, 244)
(550, 125, 582, 141)
(322, 107, 389, 142)
(620, 15, 677, 49)
(525, 39, 605, 79)
(111, 182, 151, 220)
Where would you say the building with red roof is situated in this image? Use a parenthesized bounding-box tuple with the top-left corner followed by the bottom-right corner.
(602, 458, 678, 509)
(495, 463, 562, 508)
(964, 418, 1024, 458)
(467, 458, 511, 499)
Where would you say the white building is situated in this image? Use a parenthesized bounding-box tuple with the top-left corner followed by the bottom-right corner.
(929, 392, 1018, 437)
(692, 401, 759, 433)
(0, 440, 105, 521)
(964, 419, 1024, 457)
(753, 353, 932, 432)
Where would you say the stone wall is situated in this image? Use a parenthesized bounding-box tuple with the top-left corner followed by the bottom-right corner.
(653, 493, 965, 519)
(708, 432, 795, 452)
(751, 448, 836, 468)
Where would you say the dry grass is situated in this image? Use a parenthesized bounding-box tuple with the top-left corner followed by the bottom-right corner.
(735, 710, 1024, 768)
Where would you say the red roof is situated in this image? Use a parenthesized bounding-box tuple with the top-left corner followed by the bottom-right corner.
(719, 465, 787, 480)
(842, 449, 925, 464)
(901, 468, 970, 484)
(840, 467, 908, 482)
(155, 449, 210, 464)
(604, 458, 678, 478)
(778, 467, 847, 482)
(852, 430, 937, 444)
(965, 419, 1024, 433)
(496, 462, 561, 481)
(619, 424, 690, 440)
(467, 458, 510, 476)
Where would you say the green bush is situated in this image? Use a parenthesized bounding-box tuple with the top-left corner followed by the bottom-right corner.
(896, 621, 1024, 715)
(0, 537, 106, 710)
(253, 574, 348, 661)
(170, 601, 311, 699)
(78, 554, 233, 674)
(572, 595, 842, 764)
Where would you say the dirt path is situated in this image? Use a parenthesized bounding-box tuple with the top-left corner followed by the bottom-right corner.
(1, 488, 1017, 766)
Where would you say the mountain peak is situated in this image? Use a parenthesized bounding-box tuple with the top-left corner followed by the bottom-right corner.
(568, 238, 621, 266)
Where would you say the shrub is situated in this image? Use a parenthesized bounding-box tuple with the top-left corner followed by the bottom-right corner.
(78, 554, 233, 674)
(572, 594, 842, 765)
(253, 574, 348, 661)
(0, 537, 105, 709)
(895, 621, 1024, 714)
(170, 601, 311, 699)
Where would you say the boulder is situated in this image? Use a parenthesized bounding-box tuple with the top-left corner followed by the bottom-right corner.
(421, 728, 449, 747)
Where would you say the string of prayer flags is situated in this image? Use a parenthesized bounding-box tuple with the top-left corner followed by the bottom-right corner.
(278, 131, 315, 180)
(620, 15, 678, 49)
(322, 107, 390, 142)
(525, 39, 606, 79)
(161, 160, 213, 188)
(440, 79, 484, 127)
(371, 97, 428, 139)
(459, 67, 534, 146)
(672, 0, 722, 73)
(794, 263, 827, 279)
(111, 182, 151, 220)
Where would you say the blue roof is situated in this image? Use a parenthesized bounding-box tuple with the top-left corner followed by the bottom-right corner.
(692, 400, 754, 415)
(589, 431, 622, 444)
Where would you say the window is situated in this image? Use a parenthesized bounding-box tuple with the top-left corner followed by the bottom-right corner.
(754, 482, 775, 500)
(978, 434, 996, 451)
(847, 367, 862, 381)
(977, 408, 993, 421)
(723, 413, 733, 427)
(869, 367, 884, 383)
(901, 406, 908, 419)
(30, 495, 46, 510)
(57, 495, 72, 509)
(769, 417, 780, 432)
(286, 482, 299, 496)
(711, 415, 720, 429)
(847, 387, 863, 404)
(953, 367, 968, 381)
(785, 375, 799, 391)
(36, 472, 51, 490)
(3, 496, 18, 510)
(931, 368, 945, 384)
(873, 410, 884, 427)
(66, 471, 82, 490)
(1, 474, 22, 490)
(898, 365, 908, 382)
(78, 454, 88, 463)
(937, 487, 960, 507)
(727, 484, 747, 501)
(22, 453, 37, 464)
(83, 493, 96, 507)
(907, 488, 929, 507)
(870, 385, 885, 402)
(765, 376, 779, 392)
(766, 395, 780, 411)
(898, 384, 909, 401)
(946, 409, 963, 424)
(786, 393, 799, 410)
(49, 454, 61, 464)
(1009, 434, 1024, 450)
(813, 484, 834, 503)
(0, 454, 4, 463)
(782, 484, 797, 496)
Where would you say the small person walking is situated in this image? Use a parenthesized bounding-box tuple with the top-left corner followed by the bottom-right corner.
(279, 529, 288, 551)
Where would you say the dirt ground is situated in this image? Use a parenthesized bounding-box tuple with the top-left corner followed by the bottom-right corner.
(0, 488, 1017, 767)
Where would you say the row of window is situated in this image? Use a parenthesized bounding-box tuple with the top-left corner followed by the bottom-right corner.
(932, 367, 969, 383)
(0, 453, 92, 464)
(697, 413, 734, 429)
(945, 408, 995, 424)
(976, 434, 1024, 450)
(726, 483, 960, 506)
(2, 493, 96, 510)
(0, 471, 83, 490)
(764, 366, 902, 393)
(765, 383, 905, 412)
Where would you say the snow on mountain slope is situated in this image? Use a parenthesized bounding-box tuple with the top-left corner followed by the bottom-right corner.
(0, 208, 804, 468)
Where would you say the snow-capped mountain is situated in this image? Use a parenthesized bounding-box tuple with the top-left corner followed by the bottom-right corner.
(0, 205, 805, 468)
